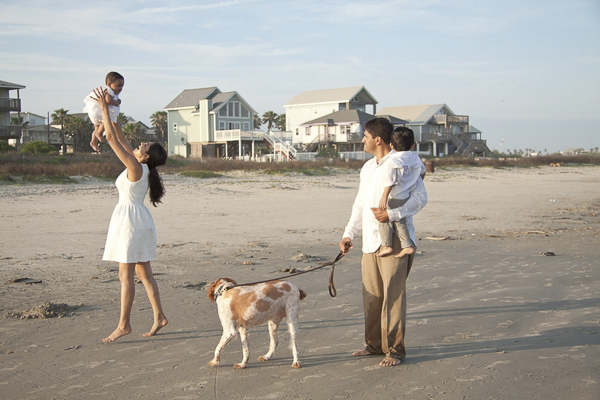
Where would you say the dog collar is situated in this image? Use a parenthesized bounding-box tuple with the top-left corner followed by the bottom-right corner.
(213, 284, 230, 301)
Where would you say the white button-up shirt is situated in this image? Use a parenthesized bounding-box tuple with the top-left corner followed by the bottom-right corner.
(342, 151, 428, 253)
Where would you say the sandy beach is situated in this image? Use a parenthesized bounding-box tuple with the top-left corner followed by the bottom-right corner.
(1, 164, 599, 399)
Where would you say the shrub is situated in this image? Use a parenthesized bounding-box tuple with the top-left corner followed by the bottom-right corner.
(316, 147, 339, 159)
(0, 141, 16, 153)
(20, 141, 58, 155)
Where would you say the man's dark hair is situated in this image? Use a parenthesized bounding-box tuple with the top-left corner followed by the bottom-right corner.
(105, 71, 124, 84)
(364, 118, 393, 145)
(391, 127, 415, 151)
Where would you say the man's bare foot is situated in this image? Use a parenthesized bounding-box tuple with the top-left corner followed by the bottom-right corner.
(143, 317, 168, 337)
(380, 356, 402, 367)
(378, 246, 393, 257)
(103, 326, 131, 343)
(352, 349, 373, 357)
(395, 247, 415, 258)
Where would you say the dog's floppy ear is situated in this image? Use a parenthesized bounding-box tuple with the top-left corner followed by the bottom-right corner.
(207, 280, 220, 303)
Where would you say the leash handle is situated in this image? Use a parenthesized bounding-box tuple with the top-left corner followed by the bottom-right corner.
(327, 251, 344, 297)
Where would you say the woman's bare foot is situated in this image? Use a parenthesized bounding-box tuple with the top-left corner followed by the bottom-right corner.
(378, 246, 393, 257)
(352, 349, 373, 357)
(380, 356, 402, 367)
(103, 326, 131, 343)
(143, 317, 168, 337)
(395, 247, 415, 258)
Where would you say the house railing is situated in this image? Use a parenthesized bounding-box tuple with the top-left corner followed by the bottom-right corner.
(0, 125, 22, 138)
(214, 129, 264, 141)
(263, 131, 297, 160)
(0, 98, 21, 112)
(431, 114, 469, 125)
(421, 132, 453, 142)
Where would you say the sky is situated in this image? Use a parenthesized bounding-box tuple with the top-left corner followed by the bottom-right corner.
(1, 0, 599, 153)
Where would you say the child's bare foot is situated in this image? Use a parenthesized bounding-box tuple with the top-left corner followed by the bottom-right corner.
(103, 325, 132, 343)
(395, 247, 415, 258)
(143, 316, 168, 337)
(90, 139, 100, 152)
(378, 246, 393, 257)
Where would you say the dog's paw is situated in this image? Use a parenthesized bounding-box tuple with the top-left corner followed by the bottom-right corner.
(233, 363, 247, 369)
(209, 360, 219, 367)
(292, 361, 302, 368)
(258, 356, 270, 362)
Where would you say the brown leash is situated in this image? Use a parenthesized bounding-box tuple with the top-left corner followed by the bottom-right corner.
(230, 251, 345, 297)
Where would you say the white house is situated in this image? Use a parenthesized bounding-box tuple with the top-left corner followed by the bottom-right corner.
(284, 86, 378, 147)
(377, 104, 491, 157)
(299, 109, 408, 152)
(164, 87, 260, 159)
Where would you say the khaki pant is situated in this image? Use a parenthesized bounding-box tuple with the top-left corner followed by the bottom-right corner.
(361, 235, 413, 360)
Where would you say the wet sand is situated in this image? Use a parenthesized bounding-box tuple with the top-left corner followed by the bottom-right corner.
(0, 165, 598, 399)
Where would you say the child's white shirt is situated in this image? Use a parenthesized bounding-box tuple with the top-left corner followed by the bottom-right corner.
(380, 150, 425, 200)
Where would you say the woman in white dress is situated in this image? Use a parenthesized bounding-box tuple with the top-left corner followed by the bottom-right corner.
(91, 88, 168, 343)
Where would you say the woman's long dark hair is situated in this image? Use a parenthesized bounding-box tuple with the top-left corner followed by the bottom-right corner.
(145, 142, 167, 207)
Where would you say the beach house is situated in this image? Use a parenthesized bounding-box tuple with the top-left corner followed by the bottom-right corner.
(298, 109, 408, 153)
(377, 104, 491, 157)
(284, 86, 378, 149)
(164, 87, 260, 159)
(0, 80, 26, 148)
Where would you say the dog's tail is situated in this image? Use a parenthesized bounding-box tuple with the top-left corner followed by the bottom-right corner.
(299, 289, 307, 300)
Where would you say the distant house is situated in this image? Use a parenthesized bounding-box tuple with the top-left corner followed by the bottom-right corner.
(164, 87, 260, 159)
(284, 86, 378, 148)
(299, 109, 407, 152)
(0, 80, 26, 147)
(11, 111, 46, 126)
(377, 104, 491, 157)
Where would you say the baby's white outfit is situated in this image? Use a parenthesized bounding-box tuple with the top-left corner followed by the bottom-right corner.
(102, 164, 156, 264)
(83, 86, 120, 126)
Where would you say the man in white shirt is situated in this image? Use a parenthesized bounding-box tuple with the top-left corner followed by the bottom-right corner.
(339, 118, 427, 367)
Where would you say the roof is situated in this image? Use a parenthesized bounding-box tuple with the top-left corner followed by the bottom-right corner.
(377, 104, 450, 125)
(300, 110, 407, 127)
(164, 87, 220, 109)
(0, 80, 26, 90)
(285, 86, 377, 106)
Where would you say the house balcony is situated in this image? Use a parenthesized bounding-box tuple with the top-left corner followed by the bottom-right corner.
(214, 129, 265, 142)
(431, 114, 469, 125)
(421, 132, 453, 142)
(0, 98, 22, 112)
(0, 125, 22, 138)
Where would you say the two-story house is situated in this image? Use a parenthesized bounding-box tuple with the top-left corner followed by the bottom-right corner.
(299, 109, 407, 153)
(284, 86, 378, 149)
(0, 80, 26, 148)
(164, 87, 260, 159)
(377, 104, 491, 157)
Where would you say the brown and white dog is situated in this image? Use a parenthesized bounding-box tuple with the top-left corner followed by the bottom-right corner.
(207, 278, 307, 369)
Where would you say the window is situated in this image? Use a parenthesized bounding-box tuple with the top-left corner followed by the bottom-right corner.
(305, 127, 311, 136)
(172, 123, 178, 132)
(243, 122, 250, 130)
(241, 106, 248, 118)
(296, 128, 299, 136)
(219, 107, 227, 116)
(219, 121, 225, 130)
(340, 125, 350, 134)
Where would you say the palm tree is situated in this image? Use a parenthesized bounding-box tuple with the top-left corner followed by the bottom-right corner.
(262, 111, 278, 133)
(11, 116, 29, 128)
(150, 111, 167, 145)
(65, 116, 93, 152)
(122, 123, 144, 148)
(253, 114, 262, 130)
(51, 108, 69, 154)
(275, 113, 286, 131)
(117, 112, 129, 127)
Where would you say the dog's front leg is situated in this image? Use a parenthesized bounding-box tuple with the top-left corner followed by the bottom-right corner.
(234, 327, 250, 369)
(209, 329, 236, 367)
(259, 320, 279, 362)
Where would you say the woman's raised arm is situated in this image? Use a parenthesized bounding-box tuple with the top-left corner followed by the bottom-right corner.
(92, 88, 142, 181)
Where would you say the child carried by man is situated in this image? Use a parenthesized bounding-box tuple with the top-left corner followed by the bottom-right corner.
(378, 127, 426, 258)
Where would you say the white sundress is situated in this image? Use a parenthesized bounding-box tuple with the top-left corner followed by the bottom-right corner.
(102, 164, 156, 263)
(83, 86, 120, 126)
